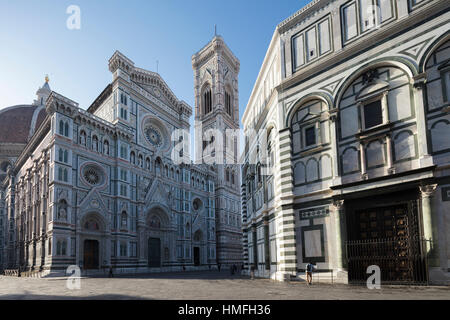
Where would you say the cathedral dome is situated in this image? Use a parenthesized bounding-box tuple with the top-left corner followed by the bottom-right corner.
(0, 105, 47, 144)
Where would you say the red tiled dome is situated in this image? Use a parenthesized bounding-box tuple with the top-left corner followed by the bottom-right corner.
(0, 105, 47, 144)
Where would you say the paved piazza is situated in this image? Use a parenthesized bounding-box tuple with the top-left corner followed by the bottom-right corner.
(0, 271, 449, 300)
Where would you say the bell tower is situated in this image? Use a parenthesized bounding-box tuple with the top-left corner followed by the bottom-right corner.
(192, 35, 242, 267)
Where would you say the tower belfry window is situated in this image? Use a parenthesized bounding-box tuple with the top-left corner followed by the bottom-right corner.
(203, 86, 212, 114)
(225, 90, 232, 116)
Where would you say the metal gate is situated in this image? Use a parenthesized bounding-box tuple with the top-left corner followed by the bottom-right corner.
(346, 202, 429, 285)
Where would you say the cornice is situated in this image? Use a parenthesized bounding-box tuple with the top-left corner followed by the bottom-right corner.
(278, 1, 448, 94)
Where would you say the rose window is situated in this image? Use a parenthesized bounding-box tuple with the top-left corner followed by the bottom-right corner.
(145, 126, 163, 147)
(82, 165, 104, 186)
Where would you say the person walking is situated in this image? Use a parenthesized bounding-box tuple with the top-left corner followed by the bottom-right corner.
(306, 262, 315, 285)
(109, 266, 114, 278)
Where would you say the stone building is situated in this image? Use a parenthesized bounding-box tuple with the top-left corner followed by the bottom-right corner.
(241, 0, 450, 284)
(0, 36, 242, 275)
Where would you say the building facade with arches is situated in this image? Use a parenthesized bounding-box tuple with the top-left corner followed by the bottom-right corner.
(0, 37, 242, 275)
(241, 0, 450, 284)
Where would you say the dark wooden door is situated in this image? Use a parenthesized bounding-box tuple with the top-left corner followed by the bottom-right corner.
(148, 238, 161, 267)
(347, 203, 427, 284)
(194, 247, 200, 266)
(83, 240, 99, 269)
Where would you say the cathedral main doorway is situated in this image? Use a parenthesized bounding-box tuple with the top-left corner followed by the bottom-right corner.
(83, 240, 99, 270)
(148, 237, 161, 267)
(194, 247, 200, 266)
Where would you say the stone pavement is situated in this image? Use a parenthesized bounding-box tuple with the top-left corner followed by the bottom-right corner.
(0, 271, 449, 300)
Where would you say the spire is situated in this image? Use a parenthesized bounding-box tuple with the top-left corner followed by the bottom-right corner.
(33, 75, 52, 106)
(42, 74, 51, 90)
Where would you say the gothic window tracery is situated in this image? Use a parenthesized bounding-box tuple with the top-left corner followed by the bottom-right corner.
(202, 84, 212, 114)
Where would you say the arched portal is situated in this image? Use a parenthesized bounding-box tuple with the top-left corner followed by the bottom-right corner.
(145, 205, 172, 268)
(79, 212, 108, 270)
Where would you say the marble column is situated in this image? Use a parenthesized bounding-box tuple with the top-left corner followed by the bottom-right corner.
(263, 219, 270, 271)
(332, 200, 345, 270)
(385, 134, 395, 174)
(419, 184, 439, 267)
(359, 141, 368, 179)
(413, 75, 433, 166)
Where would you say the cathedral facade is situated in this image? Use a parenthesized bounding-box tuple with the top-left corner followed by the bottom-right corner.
(0, 37, 242, 275)
(241, 0, 450, 284)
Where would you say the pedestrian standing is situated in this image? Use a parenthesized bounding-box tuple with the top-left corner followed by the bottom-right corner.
(109, 266, 114, 278)
(306, 262, 315, 285)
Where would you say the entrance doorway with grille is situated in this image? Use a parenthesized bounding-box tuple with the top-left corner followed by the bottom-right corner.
(345, 192, 428, 285)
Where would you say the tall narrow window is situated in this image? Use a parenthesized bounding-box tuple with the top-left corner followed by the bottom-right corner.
(59, 120, 64, 135)
(203, 86, 212, 114)
(305, 126, 316, 147)
(292, 34, 305, 69)
(359, 0, 376, 32)
(306, 27, 317, 61)
(225, 90, 232, 116)
(318, 19, 331, 55)
(343, 2, 358, 41)
(378, 0, 393, 23)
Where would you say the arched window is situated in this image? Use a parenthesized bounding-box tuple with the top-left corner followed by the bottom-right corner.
(225, 89, 232, 116)
(130, 151, 136, 165)
(64, 122, 69, 137)
(164, 165, 169, 177)
(92, 135, 98, 152)
(171, 168, 174, 179)
(226, 168, 230, 182)
(59, 120, 64, 135)
(202, 85, 212, 114)
(103, 140, 109, 155)
(176, 170, 180, 181)
(58, 167, 68, 182)
(155, 158, 162, 175)
(146, 157, 151, 170)
(138, 154, 143, 168)
(231, 171, 235, 185)
(79, 130, 87, 146)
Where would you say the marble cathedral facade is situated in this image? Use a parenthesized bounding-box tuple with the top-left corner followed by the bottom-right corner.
(0, 37, 243, 275)
(241, 0, 450, 284)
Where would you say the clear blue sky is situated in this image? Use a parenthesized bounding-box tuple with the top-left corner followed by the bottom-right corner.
(0, 0, 309, 125)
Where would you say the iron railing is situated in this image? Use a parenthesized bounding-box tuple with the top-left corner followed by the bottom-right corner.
(346, 237, 430, 285)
